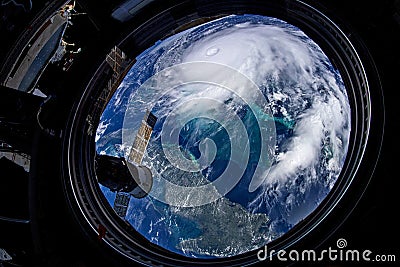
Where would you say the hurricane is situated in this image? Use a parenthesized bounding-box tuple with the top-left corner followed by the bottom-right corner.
(95, 14, 351, 258)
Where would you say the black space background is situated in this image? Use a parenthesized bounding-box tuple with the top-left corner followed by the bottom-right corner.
(313, 0, 399, 257)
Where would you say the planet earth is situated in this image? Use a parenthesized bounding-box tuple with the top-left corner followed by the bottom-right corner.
(95, 14, 351, 258)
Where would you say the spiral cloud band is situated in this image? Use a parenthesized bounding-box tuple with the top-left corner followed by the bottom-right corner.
(122, 62, 277, 207)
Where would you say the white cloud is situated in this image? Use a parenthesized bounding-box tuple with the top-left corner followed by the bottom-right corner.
(95, 120, 109, 143)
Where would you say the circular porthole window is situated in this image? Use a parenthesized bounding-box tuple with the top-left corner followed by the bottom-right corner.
(63, 1, 380, 266)
(96, 14, 350, 258)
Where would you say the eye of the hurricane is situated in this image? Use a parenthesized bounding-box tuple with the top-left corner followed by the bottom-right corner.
(94, 14, 351, 258)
